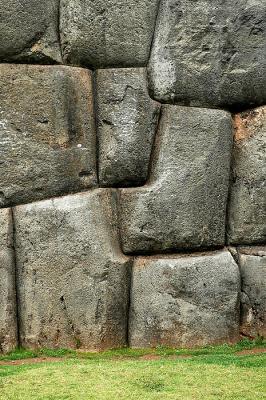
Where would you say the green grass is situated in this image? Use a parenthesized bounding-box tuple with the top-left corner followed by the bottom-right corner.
(0, 339, 265, 400)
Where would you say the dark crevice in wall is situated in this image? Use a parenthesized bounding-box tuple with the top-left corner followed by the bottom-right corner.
(10, 207, 21, 349)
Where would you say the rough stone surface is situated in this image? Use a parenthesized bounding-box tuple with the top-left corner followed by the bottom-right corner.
(148, 0, 266, 108)
(13, 190, 131, 350)
(97, 68, 161, 186)
(0, 0, 61, 63)
(60, 0, 160, 68)
(0, 208, 17, 353)
(237, 246, 266, 338)
(119, 105, 232, 253)
(129, 250, 240, 348)
(0, 64, 97, 207)
(228, 107, 266, 244)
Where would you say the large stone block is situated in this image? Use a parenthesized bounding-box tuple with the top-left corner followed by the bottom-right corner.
(119, 106, 232, 253)
(129, 250, 240, 348)
(148, 0, 266, 108)
(97, 68, 161, 186)
(0, 0, 61, 63)
(0, 64, 97, 207)
(238, 246, 266, 338)
(0, 208, 17, 353)
(228, 107, 266, 244)
(13, 190, 131, 350)
(60, 0, 160, 68)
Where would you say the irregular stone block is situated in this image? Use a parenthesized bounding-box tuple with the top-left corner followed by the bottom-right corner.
(13, 190, 131, 350)
(148, 0, 266, 108)
(0, 208, 17, 353)
(60, 0, 160, 68)
(97, 68, 161, 186)
(0, 64, 97, 207)
(0, 0, 61, 63)
(129, 250, 240, 348)
(228, 107, 266, 244)
(119, 106, 232, 253)
(238, 246, 266, 338)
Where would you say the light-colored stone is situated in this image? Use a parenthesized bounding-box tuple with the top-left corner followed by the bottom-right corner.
(14, 190, 131, 350)
(129, 250, 240, 348)
(0, 64, 97, 207)
(60, 0, 160, 68)
(0, 208, 17, 353)
(97, 68, 161, 186)
(119, 105, 232, 253)
(0, 0, 61, 63)
(228, 107, 266, 244)
(148, 0, 266, 108)
(238, 246, 266, 338)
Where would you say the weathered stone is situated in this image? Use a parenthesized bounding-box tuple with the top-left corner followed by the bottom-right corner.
(148, 0, 266, 108)
(0, 208, 17, 353)
(228, 107, 266, 244)
(237, 246, 266, 338)
(60, 0, 160, 68)
(97, 68, 161, 186)
(0, 64, 97, 207)
(129, 250, 240, 348)
(13, 190, 131, 350)
(119, 105, 232, 253)
(0, 0, 61, 63)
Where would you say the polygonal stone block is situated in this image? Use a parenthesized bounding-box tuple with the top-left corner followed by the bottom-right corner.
(238, 246, 266, 338)
(0, 64, 97, 207)
(119, 105, 232, 253)
(228, 106, 266, 244)
(148, 0, 266, 108)
(60, 0, 160, 68)
(97, 68, 161, 186)
(0, 208, 17, 353)
(129, 250, 240, 348)
(0, 0, 61, 63)
(14, 190, 131, 350)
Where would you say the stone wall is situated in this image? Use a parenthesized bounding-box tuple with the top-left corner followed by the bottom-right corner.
(0, 0, 265, 352)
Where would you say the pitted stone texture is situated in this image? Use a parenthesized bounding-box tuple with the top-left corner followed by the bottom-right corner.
(228, 107, 266, 244)
(129, 250, 240, 348)
(60, 0, 160, 68)
(0, 64, 96, 207)
(148, 0, 266, 108)
(97, 68, 161, 186)
(0, 208, 17, 353)
(119, 106, 232, 254)
(238, 246, 266, 338)
(0, 0, 61, 63)
(14, 190, 131, 350)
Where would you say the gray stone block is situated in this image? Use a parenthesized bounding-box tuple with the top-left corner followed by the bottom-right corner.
(148, 0, 266, 108)
(60, 0, 160, 68)
(129, 250, 240, 348)
(0, 64, 97, 207)
(97, 68, 161, 186)
(228, 107, 266, 244)
(119, 105, 232, 253)
(0, 208, 17, 353)
(238, 246, 266, 338)
(0, 0, 61, 63)
(13, 190, 131, 350)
